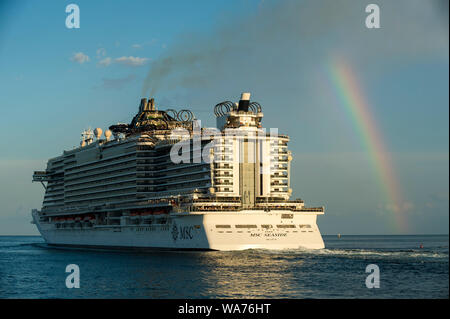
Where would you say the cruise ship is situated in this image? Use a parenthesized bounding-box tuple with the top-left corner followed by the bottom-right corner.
(32, 93, 325, 250)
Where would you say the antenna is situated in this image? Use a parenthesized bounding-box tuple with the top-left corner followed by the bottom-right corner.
(81, 128, 94, 146)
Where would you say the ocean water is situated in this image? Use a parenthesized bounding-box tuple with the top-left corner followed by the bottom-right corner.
(0, 235, 447, 299)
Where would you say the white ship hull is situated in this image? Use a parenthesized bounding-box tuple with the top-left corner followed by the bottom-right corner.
(33, 210, 325, 251)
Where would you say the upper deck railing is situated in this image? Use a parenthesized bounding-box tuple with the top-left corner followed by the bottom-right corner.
(32, 171, 50, 182)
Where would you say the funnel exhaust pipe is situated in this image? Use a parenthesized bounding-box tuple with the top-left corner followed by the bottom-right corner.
(148, 98, 155, 111)
(237, 92, 250, 112)
(139, 98, 147, 112)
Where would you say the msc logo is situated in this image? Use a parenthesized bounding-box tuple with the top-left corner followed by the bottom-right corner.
(171, 222, 194, 241)
(180, 226, 194, 240)
(171, 223, 179, 241)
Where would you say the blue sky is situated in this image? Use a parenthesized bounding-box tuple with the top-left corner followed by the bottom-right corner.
(0, 0, 448, 235)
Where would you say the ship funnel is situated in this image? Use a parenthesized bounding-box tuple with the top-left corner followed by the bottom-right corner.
(148, 98, 155, 111)
(238, 92, 250, 112)
(142, 97, 155, 111)
(139, 98, 147, 112)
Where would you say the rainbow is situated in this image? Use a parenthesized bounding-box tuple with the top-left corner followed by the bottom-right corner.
(326, 57, 409, 233)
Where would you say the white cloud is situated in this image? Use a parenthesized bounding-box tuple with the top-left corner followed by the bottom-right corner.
(132, 44, 142, 49)
(96, 48, 106, 58)
(96, 56, 149, 67)
(115, 56, 149, 67)
(70, 52, 90, 64)
(98, 57, 112, 67)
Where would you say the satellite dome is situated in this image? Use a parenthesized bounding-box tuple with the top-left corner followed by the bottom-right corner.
(104, 129, 112, 140)
(94, 128, 102, 139)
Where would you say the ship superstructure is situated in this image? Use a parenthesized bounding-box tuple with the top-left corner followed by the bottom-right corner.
(32, 93, 325, 250)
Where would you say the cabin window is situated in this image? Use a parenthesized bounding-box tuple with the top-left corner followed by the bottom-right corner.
(277, 224, 296, 228)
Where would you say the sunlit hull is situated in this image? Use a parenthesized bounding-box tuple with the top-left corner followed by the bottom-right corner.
(33, 210, 324, 251)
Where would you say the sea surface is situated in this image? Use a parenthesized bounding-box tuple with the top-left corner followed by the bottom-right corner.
(0, 235, 448, 299)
